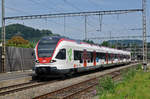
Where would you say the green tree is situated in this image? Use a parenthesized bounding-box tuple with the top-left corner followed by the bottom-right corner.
(7, 36, 34, 48)
(0, 24, 56, 41)
(83, 40, 95, 44)
(101, 41, 110, 47)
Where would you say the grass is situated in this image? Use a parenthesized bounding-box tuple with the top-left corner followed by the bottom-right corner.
(97, 64, 150, 99)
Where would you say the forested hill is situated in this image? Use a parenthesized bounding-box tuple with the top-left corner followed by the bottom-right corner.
(0, 24, 60, 41)
(107, 40, 143, 47)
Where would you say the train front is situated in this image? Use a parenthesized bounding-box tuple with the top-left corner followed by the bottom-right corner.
(34, 36, 61, 77)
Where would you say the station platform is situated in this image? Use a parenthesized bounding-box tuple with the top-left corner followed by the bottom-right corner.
(0, 70, 34, 88)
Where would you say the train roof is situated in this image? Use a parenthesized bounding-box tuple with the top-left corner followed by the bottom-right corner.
(40, 36, 131, 55)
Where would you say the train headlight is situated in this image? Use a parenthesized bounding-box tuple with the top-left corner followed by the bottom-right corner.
(51, 60, 56, 63)
(35, 60, 39, 63)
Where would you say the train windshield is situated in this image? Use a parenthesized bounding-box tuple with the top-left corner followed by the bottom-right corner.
(37, 38, 59, 58)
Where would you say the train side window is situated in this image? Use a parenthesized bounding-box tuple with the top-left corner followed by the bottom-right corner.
(123, 55, 126, 59)
(79, 51, 83, 63)
(74, 51, 80, 60)
(90, 52, 93, 62)
(115, 54, 118, 59)
(108, 53, 110, 61)
(100, 53, 105, 60)
(120, 55, 123, 60)
(96, 52, 100, 62)
(112, 54, 115, 60)
(127, 55, 130, 59)
(110, 54, 112, 60)
(87, 52, 91, 63)
(56, 49, 66, 60)
(74, 50, 83, 63)
(118, 54, 119, 59)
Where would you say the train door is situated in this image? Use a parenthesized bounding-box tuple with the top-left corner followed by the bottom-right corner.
(83, 49, 87, 67)
(55, 48, 67, 68)
(93, 51, 96, 66)
(106, 53, 108, 64)
(111, 54, 114, 64)
(118, 54, 120, 63)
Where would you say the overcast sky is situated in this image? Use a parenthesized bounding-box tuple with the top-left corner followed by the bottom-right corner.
(0, 0, 150, 43)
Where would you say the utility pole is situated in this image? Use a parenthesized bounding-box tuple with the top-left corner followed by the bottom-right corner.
(85, 15, 87, 41)
(99, 14, 103, 32)
(64, 16, 66, 35)
(142, 0, 147, 71)
(109, 31, 112, 47)
(1, 0, 6, 72)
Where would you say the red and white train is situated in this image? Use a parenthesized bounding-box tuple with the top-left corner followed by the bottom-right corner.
(34, 36, 131, 77)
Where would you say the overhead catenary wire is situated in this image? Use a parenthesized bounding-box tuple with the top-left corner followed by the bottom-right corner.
(47, 18, 84, 34)
(5, 9, 143, 20)
(26, 0, 86, 37)
(4, 9, 142, 40)
(2, 0, 145, 41)
(3, 0, 85, 38)
(63, 0, 98, 28)
(88, 35, 150, 40)
(4, 0, 142, 36)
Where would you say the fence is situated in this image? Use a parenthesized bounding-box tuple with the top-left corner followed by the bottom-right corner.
(0, 47, 35, 72)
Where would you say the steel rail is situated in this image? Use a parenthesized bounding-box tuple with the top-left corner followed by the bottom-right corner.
(60, 72, 121, 99)
(0, 81, 36, 93)
(0, 80, 57, 96)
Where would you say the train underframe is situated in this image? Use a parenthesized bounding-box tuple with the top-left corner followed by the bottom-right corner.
(34, 62, 130, 78)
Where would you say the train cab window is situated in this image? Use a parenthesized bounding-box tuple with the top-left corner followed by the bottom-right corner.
(56, 49, 66, 60)
(37, 37, 59, 58)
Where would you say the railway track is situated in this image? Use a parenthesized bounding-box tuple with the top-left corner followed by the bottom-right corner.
(0, 81, 36, 94)
(0, 80, 57, 96)
(0, 63, 139, 99)
(33, 70, 125, 99)
(0, 65, 123, 96)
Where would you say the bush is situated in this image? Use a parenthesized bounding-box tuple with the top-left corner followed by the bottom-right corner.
(98, 65, 141, 99)
(7, 36, 35, 48)
(136, 64, 142, 70)
(122, 68, 136, 82)
(97, 76, 115, 95)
